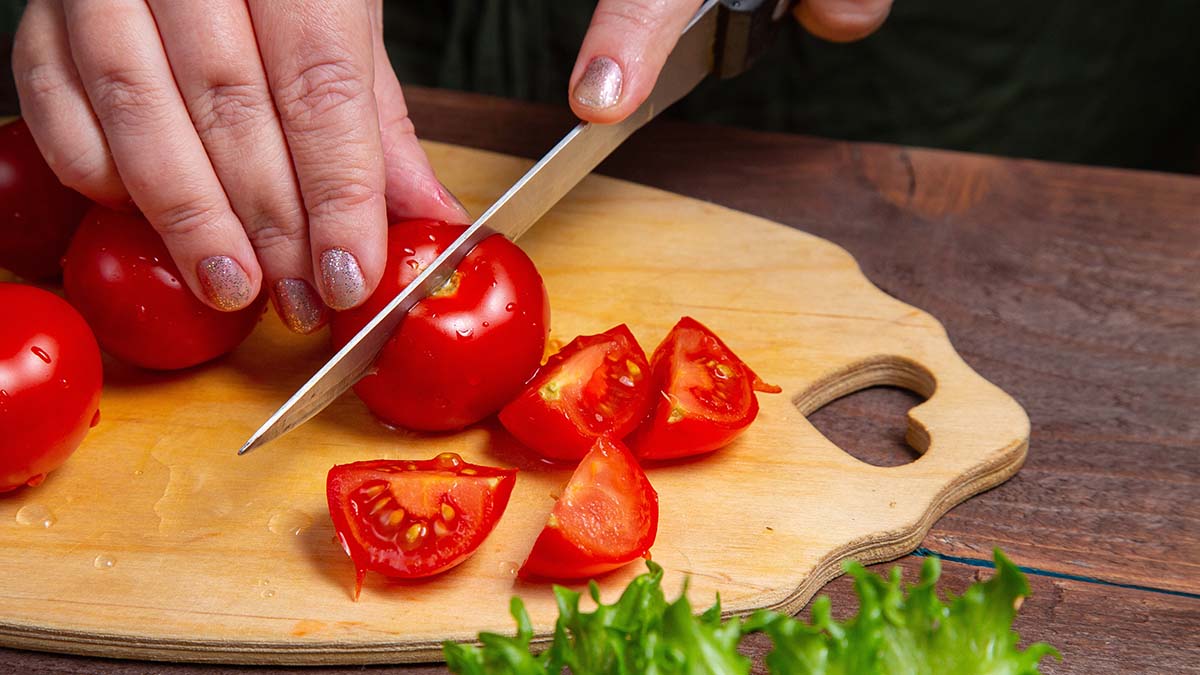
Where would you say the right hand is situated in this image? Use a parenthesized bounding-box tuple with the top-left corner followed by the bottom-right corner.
(12, 0, 469, 334)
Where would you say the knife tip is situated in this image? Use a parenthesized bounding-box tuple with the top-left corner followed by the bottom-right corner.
(237, 438, 257, 456)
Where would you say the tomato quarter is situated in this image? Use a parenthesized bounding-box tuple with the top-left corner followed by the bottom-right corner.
(627, 316, 780, 461)
(519, 437, 658, 581)
(0, 283, 103, 492)
(0, 119, 91, 280)
(331, 219, 549, 431)
(499, 324, 652, 462)
(62, 206, 265, 370)
(326, 453, 517, 598)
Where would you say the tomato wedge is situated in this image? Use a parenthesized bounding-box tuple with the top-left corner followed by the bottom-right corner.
(627, 316, 781, 461)
(518, 438, 658, 581)
(326, 453, 516, 598)
(499, 324, 653, 462)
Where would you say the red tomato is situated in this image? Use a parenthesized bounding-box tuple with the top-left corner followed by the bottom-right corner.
(331, 219, 549, 431)
(626, 317, 781, 461)
(498, 324, 653, 462)
(518, 437, 658, 581)
(62, 206, 265, 370)
(0, 283, 102, 492)
(326, 452, 517, 598)
(0, 119, 92, 280)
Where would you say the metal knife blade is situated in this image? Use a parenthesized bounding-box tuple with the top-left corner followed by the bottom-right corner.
(237, 0, 720, 455)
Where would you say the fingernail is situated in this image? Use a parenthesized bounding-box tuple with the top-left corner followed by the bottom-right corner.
(273, 278, 328, 334)
(438, 180, 470, 223)
(574, 56, 623, 109)
(319, 248, 366, 310)
(197, 256, 253, 311)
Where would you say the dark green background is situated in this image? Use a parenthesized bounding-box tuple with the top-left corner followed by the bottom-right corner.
(4, 1, 1197, 173)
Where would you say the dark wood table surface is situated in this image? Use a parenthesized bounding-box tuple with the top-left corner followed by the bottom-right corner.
(4, 87, 1197, 674)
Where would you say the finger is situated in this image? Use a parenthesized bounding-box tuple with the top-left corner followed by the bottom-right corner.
(249, 0, 386, 311)
(64, 0, 260, 311)
(367, 0, 469, 224)
(147, 0, 326, 334)
(12, 0, 128, 207)
(569, 0, 702, 124)
(793, 0, 892, 43)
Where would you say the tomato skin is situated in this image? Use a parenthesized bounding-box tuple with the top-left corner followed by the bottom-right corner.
(519, 438, 658, 581)
(627, 316, 779, 461)
(326, 453, 517, 597)
(0, 119, 92, 280)
(499, 324, 653, 462)
(331, 219, 549, 431)
(62, 206, 265, 370)
(0, 283, 102, 492)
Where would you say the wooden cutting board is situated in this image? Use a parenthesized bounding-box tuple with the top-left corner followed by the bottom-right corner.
(0, 142, 1029, 665)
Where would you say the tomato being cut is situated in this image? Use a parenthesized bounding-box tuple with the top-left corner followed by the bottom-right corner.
(519, 437, 658, 581)
(626, 316, 781, 461)
(326, 453, 517, 598)
(499, 324, 652, 462)
(0, 283, 102, 492)
(0, 119, 92, 280)
(62, 206, 265, 370)
(331, 219, 549, 431)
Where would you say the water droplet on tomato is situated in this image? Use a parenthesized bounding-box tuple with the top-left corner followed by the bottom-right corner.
(268, 509, 313, 536)
(456, 326, 473, 338)
(90, 410, 101, 427)
(405, 259, 420, 270)
(59, 378, 69, 389)
(505, 303, 516, 312)
(16, 504, 56, 528)
(30, 346, 51, 364)
(93, 554, 116, 570)
(481, 321, 489, 328)
(435, 453, 463, 470)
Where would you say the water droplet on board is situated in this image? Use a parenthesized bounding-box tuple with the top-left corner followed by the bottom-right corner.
(268, 510, 313, 536)
(261, 589, 276, 599)
(93, 554, 116, 570)
(16, 504, 56, 528)
(498, 561, 518, 578)
(30, 346, 51, 364)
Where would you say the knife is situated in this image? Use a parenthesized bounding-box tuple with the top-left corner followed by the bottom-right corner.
(238, 0, 794, 455)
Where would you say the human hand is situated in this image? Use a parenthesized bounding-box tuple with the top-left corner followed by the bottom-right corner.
(568, 0, 893, 123)
(12, 0, 468, 333)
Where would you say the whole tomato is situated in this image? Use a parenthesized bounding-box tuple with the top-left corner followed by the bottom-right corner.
(0, 283, 103, 492)
(331, 219, 549, 431)
(62, 206, 265, 370)
(0, 119, 92, 280)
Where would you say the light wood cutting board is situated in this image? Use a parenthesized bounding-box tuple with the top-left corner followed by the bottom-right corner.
(0, 142, 1029, 665)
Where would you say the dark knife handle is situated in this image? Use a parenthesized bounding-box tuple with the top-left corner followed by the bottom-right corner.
(715, 0, 798, 78)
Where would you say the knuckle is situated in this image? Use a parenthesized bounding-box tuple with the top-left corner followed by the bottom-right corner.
(148, 198, 224, 239)
(244, 206, 306, 252)
(87, 68, 172, 132)
(274, 58, 370, 127)
(306, 176, 379, 217)
(15, 59, 73, 101)
(50, 146, 112, 191)
(191, 81, 271, 136)
(593, 0, 667, 34)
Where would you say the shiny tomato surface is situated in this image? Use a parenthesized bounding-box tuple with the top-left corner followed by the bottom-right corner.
(62, 206, 265, 370)
(326, 453, 517, 598)
(519, 437, 658, 581)
(331, 219, 549, 431)
(0, 283, 102, 492)
(627, 317, 780, 461)
(499, 324, 652, 462)
(0, 119, 91, 280)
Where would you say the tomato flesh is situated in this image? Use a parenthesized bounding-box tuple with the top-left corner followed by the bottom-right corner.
(519, 437, 658, 581)
(62, 206, 266, 370)
(331, 219, 549, 431)
(327, 453, 517, 598)
(627, 316, 780, 461)
(0, 283, 102, 491)
(499, 324, 652, 462)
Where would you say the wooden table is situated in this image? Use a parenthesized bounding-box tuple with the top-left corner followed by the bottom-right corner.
(4, 87, 1197, 674)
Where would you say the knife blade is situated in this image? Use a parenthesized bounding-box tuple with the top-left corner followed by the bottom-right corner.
(237, 0, 791, 455)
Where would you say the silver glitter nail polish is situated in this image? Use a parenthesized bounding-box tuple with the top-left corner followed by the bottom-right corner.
(197, 256, 252, 311)
(319, 248, 366, 310)
(273, 278, 327, 334)
(574, 56, 623, 109)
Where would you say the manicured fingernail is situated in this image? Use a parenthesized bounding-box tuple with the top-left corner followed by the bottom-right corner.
(319, 248, 366, 310)
(197, 256, 253, 311)
(574, 56, 623, 109)
(273, 278, 328, 334)
(438, 180, 470, 222)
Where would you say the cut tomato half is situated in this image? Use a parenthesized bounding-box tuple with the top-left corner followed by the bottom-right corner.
(627, 316, 781, 461)
(326, 453, 516, 598)
(499, 324, 653, 462)
(518, 437, 658, 581)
